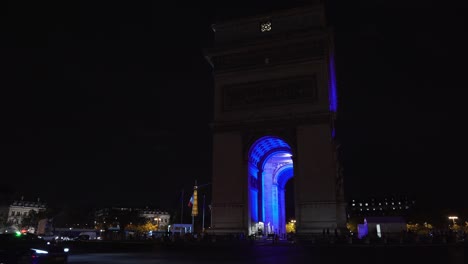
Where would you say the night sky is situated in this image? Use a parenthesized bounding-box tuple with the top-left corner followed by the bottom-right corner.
(2, 1, 466, 213)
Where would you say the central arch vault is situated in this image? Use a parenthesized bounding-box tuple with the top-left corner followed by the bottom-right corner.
(248, 136, 294, 236)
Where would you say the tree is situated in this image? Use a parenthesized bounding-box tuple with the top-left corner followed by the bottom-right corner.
(124, 220, 157, 236)
(115, 211, 144, 231)
(139, 221, 158, 233)
(407, 222, 433, 236)
(285, 222, 296, 233)
(0, 210, 8, 228)
(346, 216, 363, 233)
(158, 223, 167, 231)
(450, 223, 461, 232)
(20, 210, 48, 230)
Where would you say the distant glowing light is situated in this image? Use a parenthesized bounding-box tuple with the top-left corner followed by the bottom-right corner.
(329, 52, 338, 112)
(376, 224, 382, 238)
(32, 248, 48, 254)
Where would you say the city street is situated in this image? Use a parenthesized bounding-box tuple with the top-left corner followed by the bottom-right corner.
(67, 242, 307, 264)
(69, 252, 205, 264)
(66, 242, 466, 264)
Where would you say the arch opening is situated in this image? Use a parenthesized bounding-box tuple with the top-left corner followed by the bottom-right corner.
(247, 136, 294, 237)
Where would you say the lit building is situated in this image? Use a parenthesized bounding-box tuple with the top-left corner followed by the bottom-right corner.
(358, 217, 407, 239)
(138, 209, 170, 227)
(94, 207, 135, 230)
(347, 195, 416, 218)
(94, 206, 170, 230)
(7, 197, 46, 225)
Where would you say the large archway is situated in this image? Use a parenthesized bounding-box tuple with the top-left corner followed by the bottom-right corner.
(208, 5, 347, 237)
(247, 136, 294, 236)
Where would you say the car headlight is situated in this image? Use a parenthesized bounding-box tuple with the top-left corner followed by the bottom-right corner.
(63, 248, 70, 253)
(31, 248, 48, 254)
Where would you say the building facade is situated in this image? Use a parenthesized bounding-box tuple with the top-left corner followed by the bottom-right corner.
(138, 209, 170, 228)
(348, 196, 416, 218)
(7, 197, 46, 225)
(206, 2, 346, 238)
(94, 207, 170, 230)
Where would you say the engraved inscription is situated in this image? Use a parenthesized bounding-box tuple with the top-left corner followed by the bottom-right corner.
(212, 40, 325, 71)
(223, 75, 318, 111)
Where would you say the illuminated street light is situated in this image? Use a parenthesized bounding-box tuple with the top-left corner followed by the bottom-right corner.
(448, 216, 458, 225)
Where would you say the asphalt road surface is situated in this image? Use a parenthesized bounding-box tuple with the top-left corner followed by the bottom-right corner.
(68, 244, 308, 264)
(67, 243, 465, 264)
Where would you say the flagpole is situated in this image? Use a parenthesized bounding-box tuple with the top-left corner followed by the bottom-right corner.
(202, 194, 206, 232)
(191, 180, 197, 233)
(180, 188, 184, 224)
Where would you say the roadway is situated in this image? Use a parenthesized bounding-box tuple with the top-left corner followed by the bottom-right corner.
(66, 241, 465, 264)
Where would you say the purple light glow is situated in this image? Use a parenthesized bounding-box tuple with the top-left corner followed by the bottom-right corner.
(329, 52, 338, 112)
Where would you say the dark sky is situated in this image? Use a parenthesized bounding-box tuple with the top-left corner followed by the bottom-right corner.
(1, 1, 466, 213)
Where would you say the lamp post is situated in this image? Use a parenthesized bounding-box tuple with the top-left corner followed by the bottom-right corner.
(202, 194, 206, 233)
(448, 216, 458, 226)
(186, 180, 211, 234)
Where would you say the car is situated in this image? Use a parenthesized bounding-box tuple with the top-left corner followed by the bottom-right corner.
(0, 231, 69, 264)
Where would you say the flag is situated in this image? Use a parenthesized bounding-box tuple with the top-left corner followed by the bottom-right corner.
(188, 195, 194, 207)
(191, 187, 198, 216)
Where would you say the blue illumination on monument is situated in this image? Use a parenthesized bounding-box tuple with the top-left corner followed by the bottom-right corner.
(249, 137, 291, 168)
(276, 165, 294, 188)
(272, 185, 279, 232)
(250, 189, 258, 222)
(248, 136, 294, 235)
(329, 52, 338, 112)
(248, 164, 258, 180)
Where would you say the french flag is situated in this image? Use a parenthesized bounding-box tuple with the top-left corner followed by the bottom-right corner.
(188, 195, 194, 207)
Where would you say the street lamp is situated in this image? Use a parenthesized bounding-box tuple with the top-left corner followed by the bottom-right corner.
(448, 216, 458, 225)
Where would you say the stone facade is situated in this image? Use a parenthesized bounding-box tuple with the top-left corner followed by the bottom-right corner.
(7, 198, 46, 225)
(138, 209, 170, 227)
(206, 3, 346, 237)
